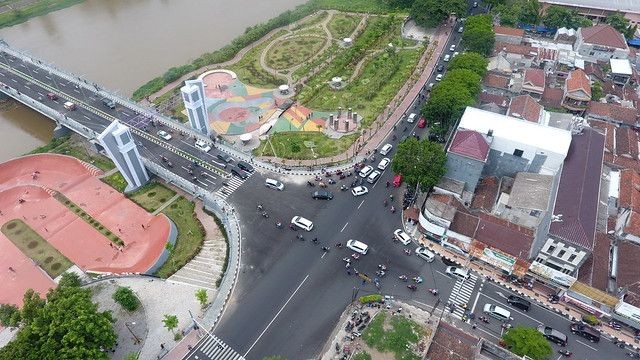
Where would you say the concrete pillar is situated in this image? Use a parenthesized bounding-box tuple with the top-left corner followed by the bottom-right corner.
(338, 106, 342, 118)
(347, 107, 352, 119)
(53, 122, 71, 138)
(353, 113, 358, 123)
(329, 114, 335, 130)
(345, 120, 350, 131)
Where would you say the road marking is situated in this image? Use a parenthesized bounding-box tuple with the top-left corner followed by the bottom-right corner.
(37, 92, 44, 97)
(576, 339, 598, 351)
(60, 82, 65, 86)
(45, 75, 51, 80)
(73, 88, 80, 93)
(122, 111, 131, 116)
(321, 251, 327, 259)
(244, 274, 309, 357)
(410, 300, 435, 311)
(479, 292, 542, 324)
(471, 291, 481, 314)
(340, 222, 349, 232)
(83, 115, 91, 120)
(357, 200, 365, 209)
(24, 85, 30, 89)
(10, 78, 16, 82)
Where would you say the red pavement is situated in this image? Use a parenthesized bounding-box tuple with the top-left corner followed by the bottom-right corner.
(0, 154, 170, 306)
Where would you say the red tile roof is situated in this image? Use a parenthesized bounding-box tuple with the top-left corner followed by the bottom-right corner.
(450, 211, 479, 238)
(580, 24, 627, 49)
(624, 210, 640, 237)
(427, 322, 480, 360)
(584, 62, 606, 81)
(449, 129, 491, 162)
(615, 127, 639, 159)
(475, 212, 535, 258)
(588, 120, 615, 153)
(619, 169, 640, 210)
(494, 42, 537, 57)
(617, 241, 640, 288)
(565, 69, 592, 98)
(586, 102, 638, 126)
(483, 73, 510, 89)
(494, 26, 525, 38)
(541, 87, 564, 108)
(577, 232, 611, 291)
(478, 92, 509, 107)
(524, 68, 546, 89)
(549, 128, 605, 251)
(471, 176, 500, 212)
(508, 95, 543, 123)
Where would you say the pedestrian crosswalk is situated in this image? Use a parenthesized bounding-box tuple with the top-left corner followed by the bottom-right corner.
(215, 174, 249, 199)
(183, 334, 245, 360)
(446, 273, 478, 320)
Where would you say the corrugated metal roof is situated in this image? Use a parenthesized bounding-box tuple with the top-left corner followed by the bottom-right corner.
(541, 0, 640, 14)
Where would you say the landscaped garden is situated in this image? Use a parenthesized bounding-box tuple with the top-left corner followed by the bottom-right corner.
(253, 131, 359, 160)
(227, 30, 288, 89)
(127, 181, 177, 213)
(265, 36, 327, 70)
(361, 311, 428, 360)
(327, 13, 361, 39)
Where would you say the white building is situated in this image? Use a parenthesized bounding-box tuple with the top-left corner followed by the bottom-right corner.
(97, 121, 149, 191)
(181, 79, 211, 135)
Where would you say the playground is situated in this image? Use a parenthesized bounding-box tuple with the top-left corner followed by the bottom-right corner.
(0, 154, 171, 306)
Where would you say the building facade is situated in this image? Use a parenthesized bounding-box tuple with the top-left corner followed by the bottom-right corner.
(97, 121, 149, 191)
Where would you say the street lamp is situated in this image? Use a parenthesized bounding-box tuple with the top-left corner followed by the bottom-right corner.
(124, 321, 141, 344)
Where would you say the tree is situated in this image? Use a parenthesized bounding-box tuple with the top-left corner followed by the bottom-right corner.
(20, 288, 45, 325)
(422, 74, 476, 128)
(494, 3, 521, 27)
(385, 0, 415, 8)
(447, 52, 488, 77)
(0, 286, 116, 360)
(462, 14, 495, 57)
(113, 286, 140, 311)
(591, 81, 603, 101)
(391, 138, 446, 191)
(58, 272, 82, 288)
(443, 69, 482, 96)
(606, 12, 636, 39)
(195, 289, 208, 308)
(0, 304, 20, 327)
(410, 0, 466, 28)
(518, 0, 541, 25)
(542, 5, 591, 29)
(501, 326, 553, 360)
(163, 314, 179, 334)
(264, 357, 283, 360)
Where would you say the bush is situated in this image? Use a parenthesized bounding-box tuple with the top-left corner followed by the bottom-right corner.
(112, 286, 140, 312)
(582, 314, 600, 326)
(0, 304, 21, 327)
(359, 294, 382, 304)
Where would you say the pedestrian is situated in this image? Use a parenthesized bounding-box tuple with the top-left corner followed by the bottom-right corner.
(472, 323, 477, 329)
(118, 228, 122, 233)
(8, 267, 14, 272)
(347, 270, 351, 276)
(160, 343, 165, 349)
(141, 224, 145, 229)
(109, 243, 113, 248)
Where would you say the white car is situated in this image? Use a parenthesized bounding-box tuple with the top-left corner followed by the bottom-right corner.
(393, 229, 412, 245)
(291, 216, 313, 231)
(483, 304, 512, 322)
(157, 130, 172, 141)
(445, 266, 470, 280)
(347, 239, 369, 255)
(379, 143, 393, 156)
(435, 74, 443, 81)
(449, 44, 456, 52)
(377, 158, 390, 171)
(194, 139, 211, 152)
(415, 247, 435, 262)
(443, 54, 450, 62)
(453, 51, 460, 58)
(351, 186, 369, 197)
(359, 165, 374, 178)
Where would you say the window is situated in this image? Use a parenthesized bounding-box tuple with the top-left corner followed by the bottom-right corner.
(547, 245, 556, 254)
(513, 149, 524, 157)
(557, 250, 566, 258)
(536, 257, 544, 263)
(568, 254, 577, 263)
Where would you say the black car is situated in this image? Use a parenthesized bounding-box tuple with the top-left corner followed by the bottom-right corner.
(441, 256, 457, 267)
(312, 190, 333, 200)
(230, 167, 248, 179)
(102, 98, 116, 109)
(437, 64, 444, 72)
(217, 153, 233, 163)
(237, 161, 254, 172)
(507, 295, 531, 311)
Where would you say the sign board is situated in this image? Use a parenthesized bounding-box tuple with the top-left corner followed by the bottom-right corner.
(615, 302, 640, 322)
(529, 262, 576, 287)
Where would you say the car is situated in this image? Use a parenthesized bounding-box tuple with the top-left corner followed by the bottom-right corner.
(417, 117, 427, 128)
(437, 64, 444, 72)
(453, 52, 459, 58)
(445, 266, 470, 280)
(570, 323, 600, 343)
(312, 190, 333, 200)
(507, 295, 531, 311)
(441, 256, 457, 266)
(537, 325, 568, 346)
(237, 161, 254, 172)
(351, 186, 368, 196)
(393, 229, 412, 245)
(366, 170, 381, 184)
(377, 157, 390, 171)
(46, 92, 58, 100)
(415, 247, 435, 262)
(458, 26, 464, 33)
(483, 304, 512, 322)
(217, 153, 233, 163)
(427, 83, 435, 91)
(101, 98, 116, 109)
(443, 54, 450, 62)
(156, 130, 172, 141)
(230, 167, 248, 179)
(265, 178, 284, 191)
(449, 44, 456, 52)
(379, 143, 393, 156)
(407, 113, 417, 123)
(194, 139, 211, 152)
(435, 74, 443, 81)
(347, 239, 369, 255)
(358, 165, 374, 178)
(473, 1, 478, 7)
(63, 101, 76, 110)
(291, 216, 313, 231)
(392, 174, 402, 187)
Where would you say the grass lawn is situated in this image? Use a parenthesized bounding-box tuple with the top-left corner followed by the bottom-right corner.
(127, 182, 177, 213)
(154, 197, 205, 278)
(54, 193, 124, 246)
(291, 10, 328, 30)
(29, 136, 116, 172)
(265, 36, 327, 70)
(315, 0, 392, 13)
(253, 131, 359, 160)
(102, 172, 127, 193)
(352, 352, 372, 360)
(0, 0, 84, 29)
(327, 13, 362, 39)
(227, 30, 288, 88)
(1, 219, 73, 279)
(362, 312, 425, 360)
(292, 43, 338, 82)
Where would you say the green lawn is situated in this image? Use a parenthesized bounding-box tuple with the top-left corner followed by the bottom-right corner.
(352, 352, 372, 360)
(253, 131, 359, 160)
(29, 136, 116, 172)
(0, 0, 84, 29)
(154, 197, 205, 278)
(291, 10, 328, 30)
(265, 36, 327, 70)
(362, 312, 426, 360)
(1, 219, 73, 279)
(227, 30, 288, 88)
(327, 13, 361, 39)
(127, 182, 177, 213)
(102, 172, 127, 193)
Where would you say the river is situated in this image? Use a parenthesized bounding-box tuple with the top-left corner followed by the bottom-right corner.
(0, 0, 307, 161)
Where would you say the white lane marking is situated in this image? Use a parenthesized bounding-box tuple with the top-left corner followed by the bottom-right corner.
(321, 251, 327, 259)
(60, 82, 65, 86)
(83, 115, 90, 120)
(37, 92, 44, 97)
(10, 78, 16, 82)
(0, 72, 4, 76)
(45, 75, 51, 80)
(340, 222, 349, 233)
(479, 292, 542, 324)
(73, 88, 80, 93)
(244, 274, 309, 357)
(24, 85, 30, 89)
(576, 339, 598, 351)
(357, 200, 365, 209)
(471, 291, 481, 314)
(122, 111, 132, 116)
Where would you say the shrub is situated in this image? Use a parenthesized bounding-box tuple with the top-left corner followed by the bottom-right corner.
(112, 286, 140, 311)
(582, 314, 600, 326)
(359, 294, 382, 304)
(0, 304, 21, 327)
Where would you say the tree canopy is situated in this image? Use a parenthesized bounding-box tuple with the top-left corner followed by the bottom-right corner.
(447, 51, 489, 77)
(0, 275, 116, 360)
(501, 326, 553, 360)
(542, 5, 592, 29)
(391, 138, 446, 191)
(410, 0, 466, 28)
(606, 12, 637, 39)
(461, 14, 495, 57)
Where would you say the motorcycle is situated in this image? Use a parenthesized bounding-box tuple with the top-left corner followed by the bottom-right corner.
(307, 180, 315, 187)
(341, 184, 349, 191)
(375, 270, 386, 277)
(328, 178, 336, 185)
(609, 321, 622, 330)
(398, 275, 408, 282)
(558, 350, 572, 357)
(322, 246, 330, 252)
(407, 284, 417, 291)
(548, 294, 560, 304)
(429, 288, 438, 296)
(276, 222, 282, 229)
(351, 253, 360, 260)
(413, 276, 423, 284)
(383, 200, 388, 207)
(478, 316, 489, 324)
(378, 264, 387, 271)
(386, 181, 390, 188)
(262, 211, 269, 218)
(315, 175, 322, 181)
(346, 171, 352, 177)
(390, 206, 396, 213)
(342, 257, 352, 264)
(404, 249, 411, 256)
(296, 234, 305, 241)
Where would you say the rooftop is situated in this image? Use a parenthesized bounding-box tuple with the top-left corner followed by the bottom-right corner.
(611, 58, 633, 75)
(494, 42, 537, 57)
(624, 210, 640, 237)
(482, 73, 510, 89)
(450, 211, 480, 238)
(508, 172, 554, 211)
(459, 107, 573, 157)
(541, 87, 564, 108)
(475, 212, 535, 258)
(523, 68, 546, 89)
(577, 232, 611, 291)
(448, 129, 491, 162)
(471, 176, 500, 212)
(588, 119, 615, 153)
(424, 197, 457, 222)
(507, 94, 544, 123)
(436, 177, 465, 197)
(540, 0, 640, 14)
(616, 127, 639, 158)
(494, 26, 525, 38)
(585, 101, 638, 126)
(478, 92, 509, 107)
(616, 241, 640, 289)
(427, 321, 480, 360)
(619, 169, 640, 210)
(565, 69, 592, 97)
(579, 24, 628, 49)
(549, 127, 605, 251)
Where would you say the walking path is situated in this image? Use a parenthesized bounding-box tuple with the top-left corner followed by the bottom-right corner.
(97, 167, 119, 178)
(152, 193, 181, 215)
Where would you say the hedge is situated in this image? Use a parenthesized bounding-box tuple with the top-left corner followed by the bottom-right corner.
(359, 294, 383, 304)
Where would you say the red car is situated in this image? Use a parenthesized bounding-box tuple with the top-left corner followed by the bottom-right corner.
(393, 174, 403, 187)
(417, 117, 427, 128)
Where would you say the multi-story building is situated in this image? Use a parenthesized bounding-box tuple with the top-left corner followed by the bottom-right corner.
(574, 24, 630, 61)
(561, 69, 592, 112)
(539, 0, 640, 26)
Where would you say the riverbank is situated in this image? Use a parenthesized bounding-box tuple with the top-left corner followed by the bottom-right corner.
(0, 0, 84, 29)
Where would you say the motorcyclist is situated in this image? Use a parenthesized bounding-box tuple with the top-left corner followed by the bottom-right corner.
(386, 181, 390, 187)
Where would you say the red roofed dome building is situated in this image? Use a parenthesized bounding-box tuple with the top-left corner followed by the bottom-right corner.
(444, 128, 492, 192)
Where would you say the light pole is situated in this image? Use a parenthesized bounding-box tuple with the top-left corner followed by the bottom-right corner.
(124, 321, 141, 344)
